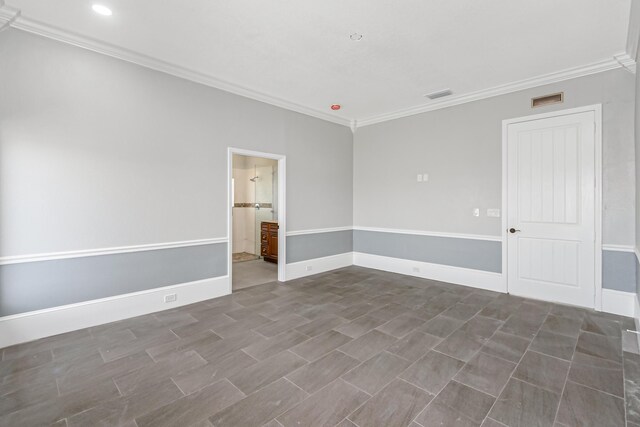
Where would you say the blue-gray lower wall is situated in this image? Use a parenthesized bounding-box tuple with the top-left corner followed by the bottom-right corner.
(353, 231, 636, 292)
(0, 243, 227, 317)
(353, 230, 501, 273)
(286, 230, 353, 263)
(602, 250, 637, 292)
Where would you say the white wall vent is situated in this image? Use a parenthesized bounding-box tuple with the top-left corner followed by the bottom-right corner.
(531, 92, 563, 108)
(425, 89, 453, 100)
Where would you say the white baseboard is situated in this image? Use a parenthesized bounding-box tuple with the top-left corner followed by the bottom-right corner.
(601, 288, 637, 317)
(353, 252, 506, 293)
(0, 275, 230, 349)
(285, 252, 354, 281)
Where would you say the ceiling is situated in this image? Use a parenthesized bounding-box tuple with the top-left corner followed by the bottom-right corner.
(1, 0, 633, 127)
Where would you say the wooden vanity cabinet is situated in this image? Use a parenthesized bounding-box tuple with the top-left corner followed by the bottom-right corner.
(261, 221, 278, 263)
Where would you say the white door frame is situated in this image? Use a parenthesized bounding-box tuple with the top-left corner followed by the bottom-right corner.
(501, 104, 603, 310)
(227, 147, 287, 291)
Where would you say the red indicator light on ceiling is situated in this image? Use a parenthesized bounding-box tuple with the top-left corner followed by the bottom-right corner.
(331, 104, 341, 110)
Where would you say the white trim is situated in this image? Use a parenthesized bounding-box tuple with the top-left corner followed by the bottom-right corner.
(0, 10, 350, 128)
(501, 104, 603, 311)
(357, 56, 633, 127)
(352, 226, 501, 242)
(627, 1, 640, 61)
(601, 289, 637, 317)
(353, 252, 505, 293)
(0, 238, 228, 265)
(0, 275, 230, 348)
(285, 252, 354, 281)
(602, 244, 636, 253)
(228, 148, 286, 286)
(286, 226, 353, 237)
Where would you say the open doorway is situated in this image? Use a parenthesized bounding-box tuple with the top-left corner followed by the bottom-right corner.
(229, 149, 285, 291)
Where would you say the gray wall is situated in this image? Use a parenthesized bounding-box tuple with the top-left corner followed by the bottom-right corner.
(354, 68, 635, 246)
(0, 29, 353, 257)
(0, 244, 227, 317)
(286, 231, 353, 263)
(354, 230, 501, 273)
(0, 29, 353, 315)
(602, 250, 637, 293)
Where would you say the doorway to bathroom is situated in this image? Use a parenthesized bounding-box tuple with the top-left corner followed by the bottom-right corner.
(228, 148, 286, 291)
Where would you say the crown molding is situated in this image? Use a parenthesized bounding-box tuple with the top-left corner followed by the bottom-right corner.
(356, 54, 635, 127)
(0, 7, 351, 128)
(627, 0, 640, 61)
(2, 4, 636, 130)
(0, 2, 19, 31)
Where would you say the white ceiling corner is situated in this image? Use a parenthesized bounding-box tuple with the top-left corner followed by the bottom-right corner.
(1, 0, 634, 128)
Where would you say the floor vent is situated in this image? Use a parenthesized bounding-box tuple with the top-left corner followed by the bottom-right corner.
(532, 92, 563, 108)
(425, 89, 453, 100)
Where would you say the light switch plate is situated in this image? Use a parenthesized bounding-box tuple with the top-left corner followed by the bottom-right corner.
(473, 208, 480, 217)
(487, 209, 501, 218)
(423, 173, 429, 182)
(417, 174, 423, 182)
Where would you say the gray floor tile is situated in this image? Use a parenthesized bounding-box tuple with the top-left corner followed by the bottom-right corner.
(541, 314, 582, 338)
(293, 315, 346, 337)
(488, 378, 560, 427)
(567, 352, 623, 397)
(286, 350, 360, 394)
(242, 330, 310, 361)
(290, 330, 353, 361)
(581, 314, 621, 338)
(170, 350, 257, 395)
(414, 401, 480, 427)
(418, 315, 465, 338)
(575, 331, 622, 363)
(556, 381, 625, 427)
(1, 266, 628, 427)
(227, 350, 307, 394)
(376, 314, 426, 338)
(136, 379, 244, 427)
(208, 378, 307, 427)
(348, 379, 433, 427)
(342, 351, 412, 395)
(277, 379, 369, 427)
(399, 350, 465, 394)
(386, 331, 442, 362)
(67, 378, 182, 427)
(334, 315, 388, 338)
(441, 303, 483, 321)
(512, 351, 569, 394)
(430, 380, 495, 424)
(434, 330, 486, 362)
(253, 314, 311, 338)
(454, 352, 516, 396)
(481, 331, 531, 363)
(338, 330, 397, 361)
(529, 330, 577, 361)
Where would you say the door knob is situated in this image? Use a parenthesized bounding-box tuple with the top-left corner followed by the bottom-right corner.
(509, 228, 521, 234)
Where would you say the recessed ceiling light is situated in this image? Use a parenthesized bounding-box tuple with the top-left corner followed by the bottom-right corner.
(349, 33, 363, 41)
(92, 4, 113, 16)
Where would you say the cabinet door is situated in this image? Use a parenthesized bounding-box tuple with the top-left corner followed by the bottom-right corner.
(269, 231, 278, 257)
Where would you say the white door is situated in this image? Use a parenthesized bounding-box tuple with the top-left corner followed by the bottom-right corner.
(506, 110, 596, 308)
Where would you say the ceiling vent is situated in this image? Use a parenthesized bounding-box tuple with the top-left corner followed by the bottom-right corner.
(425, 89, 453, 100)
(531, 92, 563, 108)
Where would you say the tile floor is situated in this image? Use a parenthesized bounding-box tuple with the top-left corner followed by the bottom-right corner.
(0, 266, 638, 427)
(232, 258, 278, 290)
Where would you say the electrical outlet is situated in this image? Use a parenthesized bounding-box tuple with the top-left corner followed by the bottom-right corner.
(473, 208, 480, 217)
(422, 173, 429, 182)
(164, 293, 177, 303)
(417, 174, 423, 182)
(306, 265, 313, 271)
